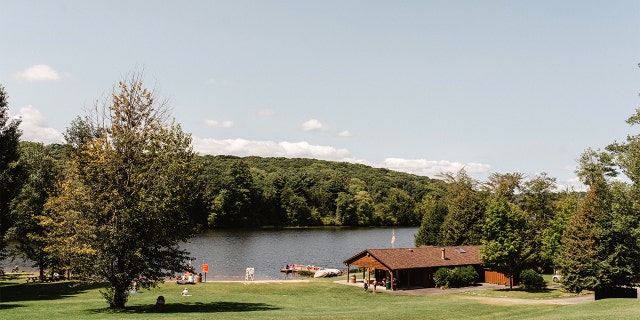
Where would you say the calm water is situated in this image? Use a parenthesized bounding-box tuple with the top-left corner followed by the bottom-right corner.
(2, 227, 418, 280)
(181, 227, 418, 281)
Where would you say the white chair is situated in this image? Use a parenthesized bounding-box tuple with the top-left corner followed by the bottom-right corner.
(245, 267, 254, 281)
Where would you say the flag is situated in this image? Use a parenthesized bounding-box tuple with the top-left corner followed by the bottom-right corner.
(391, 230, 396, 248)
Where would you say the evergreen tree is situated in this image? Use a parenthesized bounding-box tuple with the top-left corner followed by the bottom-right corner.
(0, 84, 21, 257)
(555, 183, 604, 293)
(555, 149, 613, 293)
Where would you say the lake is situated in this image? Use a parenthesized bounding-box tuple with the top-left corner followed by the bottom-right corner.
(181, 227, 418, 281)
(2, 227, 419, 280)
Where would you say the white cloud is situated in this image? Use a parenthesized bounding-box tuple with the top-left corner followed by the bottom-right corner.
(13, 65, 61, 82)
(192, 137, 352, 161)
(302, 119, 327, 132)
(338, 130, 351, 137)
(202, 119, 234, 128)
(380, 158, 491, 177)
(12, 105, 64, 143)
(257, 109, 276, 117)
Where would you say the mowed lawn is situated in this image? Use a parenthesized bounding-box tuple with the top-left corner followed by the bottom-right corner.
(1, 274, 640, 320)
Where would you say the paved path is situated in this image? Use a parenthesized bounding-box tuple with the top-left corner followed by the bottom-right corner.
(334, 280, 596, 305)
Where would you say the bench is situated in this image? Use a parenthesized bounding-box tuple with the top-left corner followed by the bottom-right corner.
(26, 275, 39, 282)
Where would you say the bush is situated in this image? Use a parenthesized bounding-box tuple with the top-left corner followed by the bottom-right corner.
(433, 268, 450, 288)
(457, 266, 479, 286)
(433, 266, 479, 289)
(520, 269, 546, 290)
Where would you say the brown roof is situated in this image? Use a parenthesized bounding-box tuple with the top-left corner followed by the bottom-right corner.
(343, 245, 481, 271)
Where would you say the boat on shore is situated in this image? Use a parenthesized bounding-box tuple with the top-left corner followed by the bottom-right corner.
(313, 268, 343, 278)
(280, 264, 343, 278)
(280, 264, 321, 274)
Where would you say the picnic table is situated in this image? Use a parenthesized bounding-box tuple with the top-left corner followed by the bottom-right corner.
(26, 275, 39, 282)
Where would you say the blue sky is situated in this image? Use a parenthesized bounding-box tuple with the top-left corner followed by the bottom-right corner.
(2, 0, 639, 189)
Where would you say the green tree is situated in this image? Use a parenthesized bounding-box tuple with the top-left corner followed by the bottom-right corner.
(414, 196, 447, 246)
(44, 73, 197, 308)
(0, 84, 21, 257)
(484, 172, 523, 201)
(207, 160, 258, 227)
(335, 191, 357, 226)
(63, 116, 103, 150)
(480, 196, 531, 289)
(555, 149, 613, 293)
(521, 173, 558, 271)
(597, 181, 640, 288)
(7, 142, 60, 279)
(539, 190, 579, 272)
(521, 173, 557, 227)
(439, 169, 486, 245)
(353, 190, 374, 225)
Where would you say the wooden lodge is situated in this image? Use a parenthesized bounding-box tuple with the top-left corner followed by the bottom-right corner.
(344, 245, 508, 290)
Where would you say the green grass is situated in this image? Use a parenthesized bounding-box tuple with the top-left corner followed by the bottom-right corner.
(1, 274, 640, 320)
(460, 287, 586, 300)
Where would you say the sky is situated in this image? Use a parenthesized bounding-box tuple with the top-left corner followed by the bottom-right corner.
(2, 1, 639, 190)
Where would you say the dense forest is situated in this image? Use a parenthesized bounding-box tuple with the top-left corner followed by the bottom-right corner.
(191, 155, 443, 228)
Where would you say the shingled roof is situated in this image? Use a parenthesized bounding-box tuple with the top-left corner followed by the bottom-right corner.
(343, 245, 481, 271)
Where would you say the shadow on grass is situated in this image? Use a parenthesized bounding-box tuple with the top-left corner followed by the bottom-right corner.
(89, 301, 280, 314)
(0, 281, 104, 303)
(495, 288, 554, 293)
(0, 303, 24, 310)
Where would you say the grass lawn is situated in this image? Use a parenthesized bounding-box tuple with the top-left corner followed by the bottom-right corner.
(2, 273, 640, 320)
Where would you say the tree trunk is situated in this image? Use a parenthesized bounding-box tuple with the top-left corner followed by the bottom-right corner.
(38, 259, 45, 280)
(113, 285, 128, 309)
(112, 256, 128, 309)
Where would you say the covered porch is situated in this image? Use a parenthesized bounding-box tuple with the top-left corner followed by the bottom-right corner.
(343, 246, 484, 290)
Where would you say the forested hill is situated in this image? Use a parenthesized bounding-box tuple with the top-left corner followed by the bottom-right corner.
(191, 155, 447, 229)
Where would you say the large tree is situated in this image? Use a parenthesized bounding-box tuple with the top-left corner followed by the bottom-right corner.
(555, 149, 614, 293)
(0, 84, 21, 257)
(480, 196, 531, 289)
(44, 73, 198, 308)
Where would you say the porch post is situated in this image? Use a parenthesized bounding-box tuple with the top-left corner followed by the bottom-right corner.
(390, 270, 394, 290)
(346, 264, 350, 282)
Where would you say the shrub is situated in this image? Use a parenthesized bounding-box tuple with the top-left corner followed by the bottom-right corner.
(520, 269, 546, 290)
(433, 268, 451, 288)
(433, 266, 479, 289)
(457, 266, 479, 286)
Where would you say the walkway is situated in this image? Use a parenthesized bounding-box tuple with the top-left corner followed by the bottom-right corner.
(334, 280, 595, 304)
